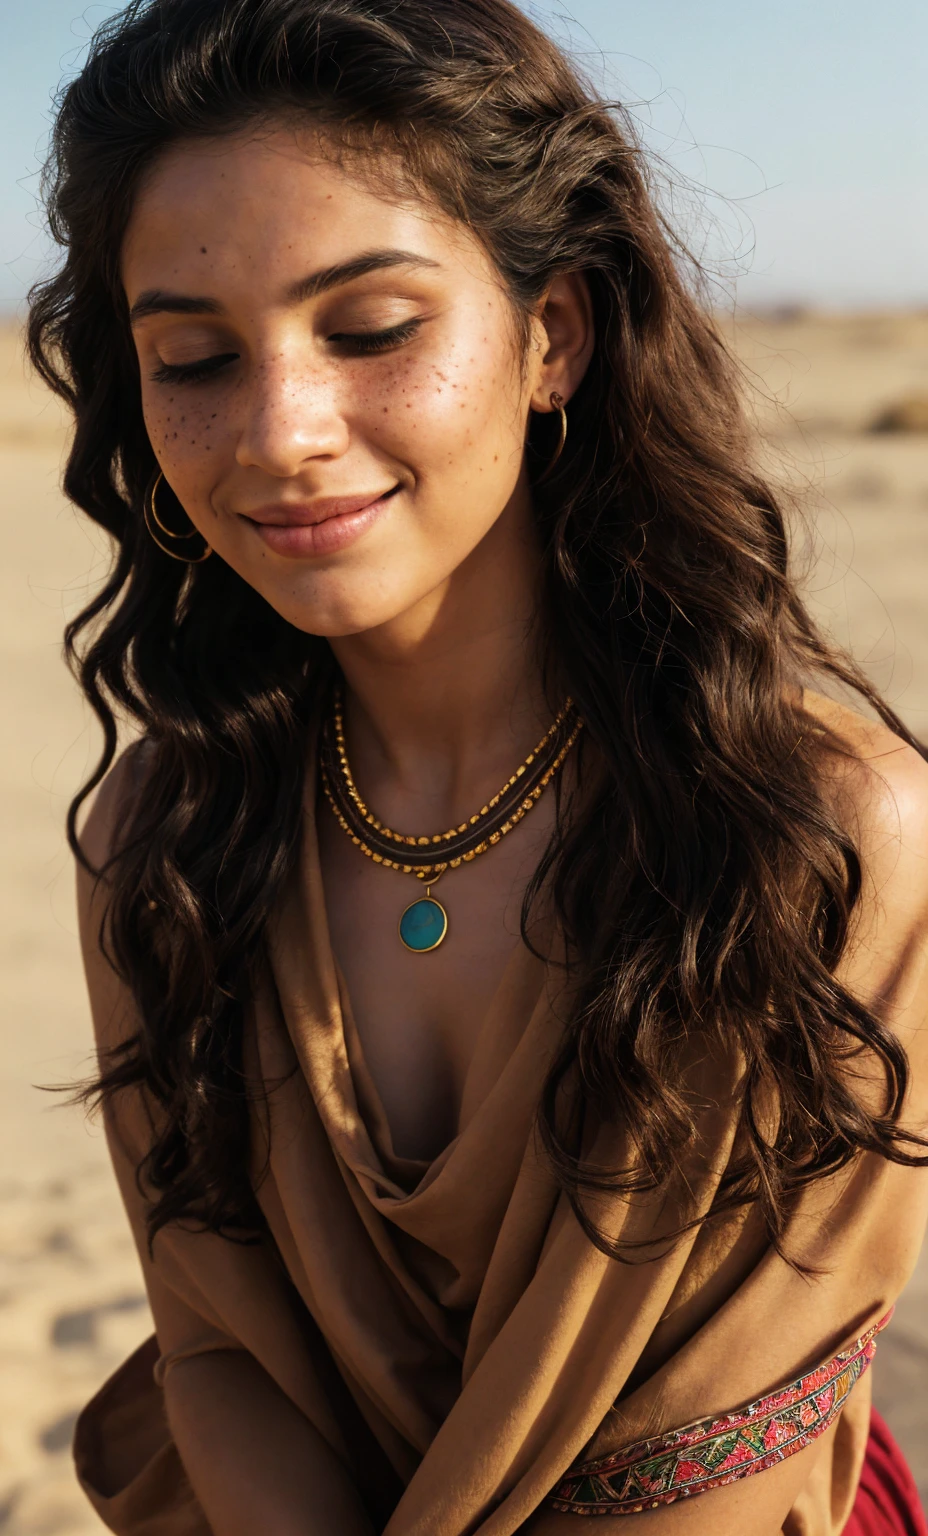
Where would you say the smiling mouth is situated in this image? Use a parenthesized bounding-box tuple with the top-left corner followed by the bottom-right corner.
(242, 485, 400, 558)
(243, 485, 401, 528)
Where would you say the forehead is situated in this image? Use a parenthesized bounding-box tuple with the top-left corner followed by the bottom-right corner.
(121, 126, 485, 301)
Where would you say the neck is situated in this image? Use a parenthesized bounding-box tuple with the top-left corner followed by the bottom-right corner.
(327, 497, 555, 826)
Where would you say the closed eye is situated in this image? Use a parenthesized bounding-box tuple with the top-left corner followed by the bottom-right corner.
(150, 352, 239, 386)
(149, 319, 422, 384)
(328, 320, 423, 354)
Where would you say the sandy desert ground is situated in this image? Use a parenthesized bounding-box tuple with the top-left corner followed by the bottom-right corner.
(1, 310, 927, 1532)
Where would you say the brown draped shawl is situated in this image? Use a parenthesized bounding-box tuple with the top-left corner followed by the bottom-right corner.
(75, 765, 928, 1534)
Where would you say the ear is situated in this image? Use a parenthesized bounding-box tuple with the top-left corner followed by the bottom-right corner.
(528, 272, 595, 413)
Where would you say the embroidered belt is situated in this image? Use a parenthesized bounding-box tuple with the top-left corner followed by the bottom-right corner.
(548, 1309, 893, 1516)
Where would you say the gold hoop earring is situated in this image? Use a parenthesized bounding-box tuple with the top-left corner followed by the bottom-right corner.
(142, 472, 212, 563)
(536, 391, 567, 483)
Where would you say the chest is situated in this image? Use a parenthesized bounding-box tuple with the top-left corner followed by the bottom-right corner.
(317, 792, 556, 1162)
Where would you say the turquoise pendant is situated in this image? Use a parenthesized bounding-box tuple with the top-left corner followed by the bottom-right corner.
(399, 895, 448, 953)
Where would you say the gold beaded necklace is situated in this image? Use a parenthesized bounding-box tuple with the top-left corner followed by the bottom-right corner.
(319, 689, 582, 953)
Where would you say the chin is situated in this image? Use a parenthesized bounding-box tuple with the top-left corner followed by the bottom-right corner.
(265, 580, 417, 640)
(237, 542, 452, 639)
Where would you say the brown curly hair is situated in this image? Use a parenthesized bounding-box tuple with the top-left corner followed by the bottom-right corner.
(28, 0, 928, 1254)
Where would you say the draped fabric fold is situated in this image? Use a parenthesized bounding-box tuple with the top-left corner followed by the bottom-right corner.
(844, 1411, 928, 1536)
(75, 767, 928, 1535)
(548, 1313, 891, 1515)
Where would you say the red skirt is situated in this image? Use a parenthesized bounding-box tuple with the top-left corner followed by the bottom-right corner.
(844, 1410, 928, 1536)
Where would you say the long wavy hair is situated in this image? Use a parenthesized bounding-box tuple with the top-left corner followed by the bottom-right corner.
(29, 0, 928, 1252)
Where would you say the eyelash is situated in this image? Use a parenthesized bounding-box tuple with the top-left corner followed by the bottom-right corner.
(150, 320, 422, 385)
(330, 319, 423, 354)
(150, 353, 239, 386)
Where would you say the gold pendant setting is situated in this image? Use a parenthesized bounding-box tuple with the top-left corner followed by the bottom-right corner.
(398, 892, 448, 953)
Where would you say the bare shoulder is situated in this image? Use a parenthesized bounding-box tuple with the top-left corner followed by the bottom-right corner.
(804, 691, 928, 1073)
(803, 690, 928, 890)
(78, 739, 152, 872)
(76, 741, 152, 1050)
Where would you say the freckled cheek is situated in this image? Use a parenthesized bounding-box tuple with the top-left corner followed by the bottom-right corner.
(375, 348, 520, 466)
(142, 394, 231, 504)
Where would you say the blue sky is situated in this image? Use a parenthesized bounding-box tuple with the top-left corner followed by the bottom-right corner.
(3, 0, 926, 312)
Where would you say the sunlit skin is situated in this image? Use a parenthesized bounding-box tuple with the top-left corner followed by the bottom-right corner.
(123, 125, 595, 1167)
(124, 126, 579, 639)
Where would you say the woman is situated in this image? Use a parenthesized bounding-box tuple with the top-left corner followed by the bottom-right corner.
(29, 0, 928, 1531)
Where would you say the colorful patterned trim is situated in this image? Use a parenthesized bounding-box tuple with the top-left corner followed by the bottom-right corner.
(548, 1309, 893, 1516)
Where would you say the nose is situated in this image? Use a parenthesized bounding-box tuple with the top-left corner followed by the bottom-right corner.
(235, 346, 350, 476)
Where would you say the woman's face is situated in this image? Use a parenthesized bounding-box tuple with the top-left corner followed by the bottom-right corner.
(122, 126, 583, 638)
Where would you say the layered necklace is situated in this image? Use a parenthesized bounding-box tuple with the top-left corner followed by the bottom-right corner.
(319, 688, 582, 953)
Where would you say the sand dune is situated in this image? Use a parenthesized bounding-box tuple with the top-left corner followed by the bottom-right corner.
(1, 311, 926, 1530)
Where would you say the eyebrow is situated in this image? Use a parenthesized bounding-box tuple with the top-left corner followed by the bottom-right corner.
(128, 249, 441, 323)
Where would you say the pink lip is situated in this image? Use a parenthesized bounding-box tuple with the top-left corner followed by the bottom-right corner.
(243, 488, 398, 558)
